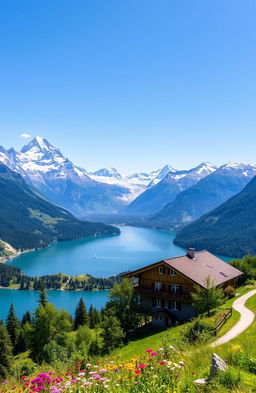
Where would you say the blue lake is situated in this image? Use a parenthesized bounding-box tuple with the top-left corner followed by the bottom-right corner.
(0, 226, 185, 320)
(9, 226, 185, 277)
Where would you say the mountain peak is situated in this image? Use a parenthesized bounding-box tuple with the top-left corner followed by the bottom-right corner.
(21, 136, 58, 154)
(92, 168, 122, 178)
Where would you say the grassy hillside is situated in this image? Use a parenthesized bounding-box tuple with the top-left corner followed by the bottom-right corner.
(5, 284, 256, 393)
(0, 163, 119, 250)
(174, 176, 256, 257)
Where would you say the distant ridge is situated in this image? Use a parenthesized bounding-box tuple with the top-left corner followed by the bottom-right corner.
(174, 174, 256, 257)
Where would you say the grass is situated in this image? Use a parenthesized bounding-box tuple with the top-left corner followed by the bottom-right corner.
(115, 285, 254, 360)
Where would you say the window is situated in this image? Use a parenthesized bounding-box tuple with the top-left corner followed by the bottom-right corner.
(156, 298, 161, 308)
(171, 301, 181, 311)
(170, 269, 176, 276)
(159, 266, 166, 274)
(171, 285, 181, 294)
(154, 282, 162, 291)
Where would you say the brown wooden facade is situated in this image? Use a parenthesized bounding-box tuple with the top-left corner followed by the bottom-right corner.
(124, 259, 238, 328)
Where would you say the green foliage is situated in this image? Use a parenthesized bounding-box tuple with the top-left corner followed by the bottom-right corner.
(6, 304, 21, 354)
(0, 322, 13, 379)
(0, 263, 121, 291)
(230, 255, 256, 284)
(100, 311, 125, 353)
(192, 276, 225, 316)
(29, 303, 72, 363)
(217, 367, 241, 389)
(38, 285, 48, 307)
(89, 305, 101, 328)
(74, 298, 89, 330)
(183, 319, 215, 344)
(0, 163, 119, 251)
(106, 279, 142, 338)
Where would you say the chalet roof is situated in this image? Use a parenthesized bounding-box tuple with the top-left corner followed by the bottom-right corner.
(164, 251, 242, 288)
(122, 250, 243, 289)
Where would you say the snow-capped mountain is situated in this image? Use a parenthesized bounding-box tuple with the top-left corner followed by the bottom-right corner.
(151, 162, 256, 227)
(0, 137, 132, 216)
(90, 165, 177, 203)
(92, 167, 122, 179)
(124, 162, 218, 215)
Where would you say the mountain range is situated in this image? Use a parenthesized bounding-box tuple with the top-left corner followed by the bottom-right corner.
(124, 162, 217, 215)
(1, 137, 256, 232)
(174, 174, 256, 257)
(0, 163, 119, 251)
(150, 162, 256, 228)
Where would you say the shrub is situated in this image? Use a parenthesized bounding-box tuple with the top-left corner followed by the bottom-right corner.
(224, 285, 236, 298)
(183, 319, 215, 344)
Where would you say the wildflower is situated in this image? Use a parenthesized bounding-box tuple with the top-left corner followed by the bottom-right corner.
(138, 364, 146, 368)
(150, 352, 157, 356)
(92, 374, 101, 380)
(135, 370, 141, 375)
(159, 361, 166, 365)
(146, 349, 153, 353)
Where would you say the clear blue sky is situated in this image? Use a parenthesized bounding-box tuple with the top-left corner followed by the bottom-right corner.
(0, 0, 256, 173)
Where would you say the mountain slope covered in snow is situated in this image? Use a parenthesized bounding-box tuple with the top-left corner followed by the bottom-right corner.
(151, 162, 256, 227)
(124, 162, 217, 215)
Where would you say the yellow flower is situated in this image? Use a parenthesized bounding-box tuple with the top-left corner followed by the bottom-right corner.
(231, 344, 243, 352)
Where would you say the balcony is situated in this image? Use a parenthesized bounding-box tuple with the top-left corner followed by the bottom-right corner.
(135, 286, 192, 301)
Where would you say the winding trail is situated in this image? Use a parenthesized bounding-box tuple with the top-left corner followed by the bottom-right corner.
(210, 289, 256, 347)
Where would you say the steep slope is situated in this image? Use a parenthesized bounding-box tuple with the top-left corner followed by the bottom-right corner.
(174, 175, 256, 257)
(0, 163, 119, 250)
(125, 162, 217, 215)
(151, 163, 256, 227)
(0, 137, 130, 216)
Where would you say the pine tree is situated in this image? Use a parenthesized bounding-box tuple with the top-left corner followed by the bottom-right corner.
(89, 305, 100, 329)
(21, 311, 31, 326)
(192, 276, 225, 317)
(74, 298, 89, 330)
(0, 322, 13, 379)
(38, 285, 48, 308)
(6, 304, 20, 354)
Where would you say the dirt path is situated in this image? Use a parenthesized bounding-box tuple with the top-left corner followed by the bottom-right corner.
(211, 289, 256, 347)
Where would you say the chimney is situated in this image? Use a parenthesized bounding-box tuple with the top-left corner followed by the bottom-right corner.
(187, 248, 195, 259)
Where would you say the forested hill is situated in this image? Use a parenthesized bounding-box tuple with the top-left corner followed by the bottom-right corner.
(0, 163, 119, 250)
(174, 175, 256, 257)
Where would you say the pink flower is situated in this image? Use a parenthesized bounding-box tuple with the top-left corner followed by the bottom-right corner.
(159, 361, 166, 365)
(135, 369, 141, 374)
(146, 349, 153, 353)
(138, 364, 146, 368)
(92, 374, 101, 380)
(150, 352, 157, 356)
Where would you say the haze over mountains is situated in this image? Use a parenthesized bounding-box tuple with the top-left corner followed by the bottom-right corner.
(1, 137, 256, 236)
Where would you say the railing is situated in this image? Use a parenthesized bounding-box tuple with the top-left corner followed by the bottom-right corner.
(214, 308, 232, 335)
(135, 286, 192, 301)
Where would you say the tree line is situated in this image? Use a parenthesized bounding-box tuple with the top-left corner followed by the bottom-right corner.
(0, 263, 121, 290)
